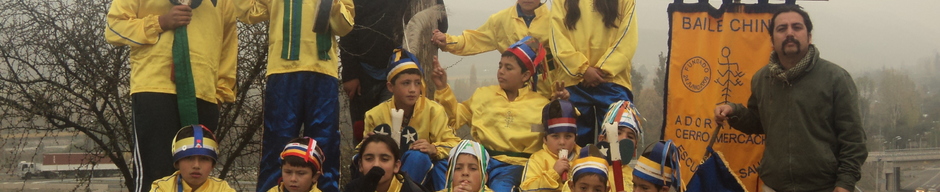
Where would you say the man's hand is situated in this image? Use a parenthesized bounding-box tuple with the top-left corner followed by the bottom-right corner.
(343, 79, 361, 98)
(553, 158, 570, 180)
(581, 67, 607, 87)
(410, 139, 435, 154)
(431, 29, 447, 48)
(159, 5, 193, 31)
(714, 104, 734, 124)
(431, 56, 448, 89)
(552, 81, 570, 101)
(832, 187, 850, 192)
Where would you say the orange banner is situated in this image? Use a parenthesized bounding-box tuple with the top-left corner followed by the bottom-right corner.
(663, 3, 792, 192)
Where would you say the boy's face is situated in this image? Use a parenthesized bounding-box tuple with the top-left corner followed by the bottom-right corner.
(387, 73, 423, 107)
(543, 132, 576, 155)
(633, 176, 668, 192)
(568, 174, 609, 192)
(597, 127, 639, 153)
(451, 154, 483, 192)
(281, 163, 318, 192)
(497, 56, 531, 91)
(359, 142, 400, 186)
(174, 155, 213, 189)
(622, 127, 638, 150)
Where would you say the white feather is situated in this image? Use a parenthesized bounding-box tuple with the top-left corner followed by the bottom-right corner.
(403, 4, 445, 98)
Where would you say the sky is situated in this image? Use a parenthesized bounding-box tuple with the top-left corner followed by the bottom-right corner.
(436, 0, 940, 81)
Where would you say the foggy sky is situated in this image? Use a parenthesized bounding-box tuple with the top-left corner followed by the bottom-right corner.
(437, 0, 940, 81)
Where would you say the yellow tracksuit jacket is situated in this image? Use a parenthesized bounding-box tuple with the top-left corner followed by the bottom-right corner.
(236, 0, 354, 78)
(521, 145, 583, 192)
(150, 171, 235, 192)
(440, 4, 550, 56)
(434, 85, 548, 165)
(266, 183, 322, 192)
(549, 0, 638, 90)
(105, 0, 238, 103)
(363, 96, 461, 160)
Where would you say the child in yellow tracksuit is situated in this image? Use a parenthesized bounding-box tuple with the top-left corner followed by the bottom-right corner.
(361, 49, 461, 191)
(150, 125, 235, 192)
(268, 137, 326, 192)
(521, 99, 582, 192)
(564, 153, 612, 192)
(104, 0, 237, 189)
(234, 0, 354, 190)
(430, 0, 554, 97)
(550, 0, 639, 147)
(432, 36, 560, 192)
(440, 140, 495, 192)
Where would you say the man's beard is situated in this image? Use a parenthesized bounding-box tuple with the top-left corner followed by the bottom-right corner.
(780, 37, 801, 56)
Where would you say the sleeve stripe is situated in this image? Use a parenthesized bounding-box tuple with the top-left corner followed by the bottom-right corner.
(107, 22, 145, 45)
(550, 23, 577, 76)
(598, 2, 635, 69)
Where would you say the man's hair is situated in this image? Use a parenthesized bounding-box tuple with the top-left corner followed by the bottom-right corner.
(389, 68, 422, 84)
(767, 5, 813, 37)
(358, 134, 402, 162)
(282, 138, 318, 174)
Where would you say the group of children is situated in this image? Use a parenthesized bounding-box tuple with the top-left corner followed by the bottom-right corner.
(153, 35, 686, 192)
(106, 0, 652, 189)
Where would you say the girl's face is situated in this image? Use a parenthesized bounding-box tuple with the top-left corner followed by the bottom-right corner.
(497, 56, 531, 91)
(568, 174, 609, 192)
(633, 176, 668, 192)
(359, 142, 400, 186)
(451, 154, 483, 192)
(544, 132, 576, 156)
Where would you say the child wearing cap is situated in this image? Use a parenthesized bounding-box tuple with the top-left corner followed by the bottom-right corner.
(565, 151, 612, 192)
(440, 140, 494, 192)
(632, 141, 681, 192)
(520, 99, 581, 192)
(235, 0, 354, 190)
(595, 100, 643, 192)
(269, 137, 325, 192)
(360, 48, 461, 191)
(346, 134, 425, 192)
(431, 36, 568, 192)
(150, 125, 234, 192)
